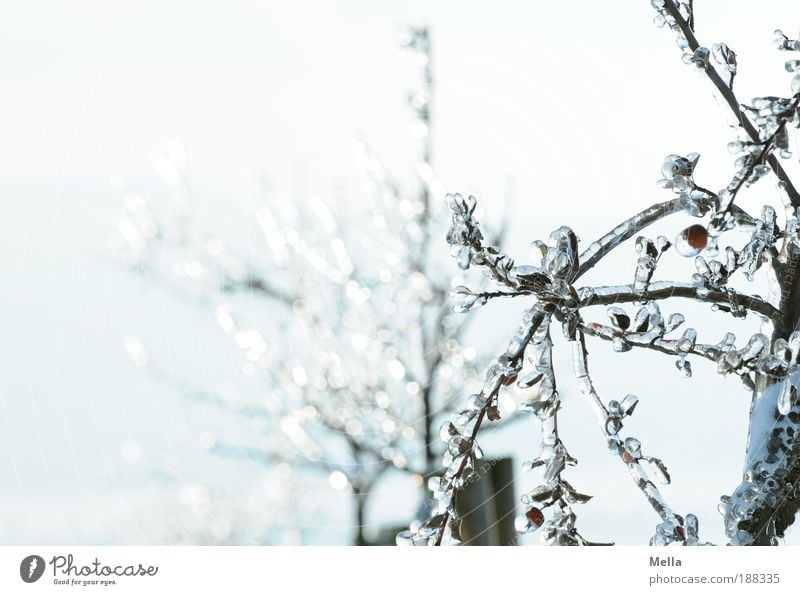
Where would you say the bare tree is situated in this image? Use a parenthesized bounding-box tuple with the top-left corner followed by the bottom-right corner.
(115, 27, 507, 545)
(402, 2, 800, 546)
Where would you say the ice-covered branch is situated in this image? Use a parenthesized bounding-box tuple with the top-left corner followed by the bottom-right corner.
(577, 198, 682, 279)
(516, 314, 601, 545)
(653, 0, 800, 208)
(398, 307, 546, 545)
(572, 331, 704, 545)
(579, 281, 782, 322)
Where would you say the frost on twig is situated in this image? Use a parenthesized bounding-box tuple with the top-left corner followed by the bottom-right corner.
(401, 3, 800, 545)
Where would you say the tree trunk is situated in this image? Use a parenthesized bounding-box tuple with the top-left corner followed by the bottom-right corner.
(724, 252, 800, 545)
(353, 488, 369, 546)
(725, 373, 800, 544)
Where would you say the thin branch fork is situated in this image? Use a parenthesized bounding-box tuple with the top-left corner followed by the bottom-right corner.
(432, 308, 546, 545)
(576, 199, 683, 279)
(579, 321, 722, 368)
(572, 332, 682, 528)
(661, 0, 800, 207)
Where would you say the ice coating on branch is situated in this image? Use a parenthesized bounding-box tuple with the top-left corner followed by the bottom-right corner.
(422, 7, 800, 545)
(633, 237, 659, 294)
(400, 307, 546, 545)
(723, 370, 800, 545)
(516, 313, 598, 545)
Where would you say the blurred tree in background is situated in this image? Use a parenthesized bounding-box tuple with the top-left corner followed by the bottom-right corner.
(114, 27, 516, 545)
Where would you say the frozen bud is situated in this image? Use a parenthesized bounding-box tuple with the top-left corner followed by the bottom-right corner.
(467, 393, 484, 411)
(661, 153, 699, 180)
(450, 285, 472, 298)
(623, 437, 642, 460)
(677, 328, 697, 352)
(661, 155, 684, 179)
(675, 224, 708, 256)
(485, 404, 501, 421)
(612, 337, 632, 352)
(774, 338, 790, 361)
(647, 457, 671, 485)
(788, 331, 800, 363)
(439, 421, 459, 443)
(530, 240, 547, 261)
(666, 313, 685, 332)
(740, 333, 768, 361)
(712, 42, 737, 73)
(607, 307, 630, 330)
(427, 476, 444, 493)
(632, 307, 649, 333)
(636, 236, 658, 258)
(605, 416, 623, 435)
(620, 394, 639, 416)
(727, 140, 744, 154)
(395, 529, 419, 546)
(774, 29, 789, 50)
(445, 192, 463, 214)
(447, 436, 472, 457)
(688, 47, 710, 69)
(676, 357, 692, 377)
(718, 495, 732, 515)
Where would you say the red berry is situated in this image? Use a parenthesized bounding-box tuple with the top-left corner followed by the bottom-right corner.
(685, 224, 708, 250)
(525, 507, 544, 527)
(676, 224, 709, 257)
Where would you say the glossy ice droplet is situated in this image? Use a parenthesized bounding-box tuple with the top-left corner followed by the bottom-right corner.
(675, 357, 692, 378)
(607, 306, 630, 330)
(788, 331, 800, 363)
(624, 437, 642, 459)
(661, 154, 691, 179)
(774, 338, 790, 361)
(785, 59, 800, 72)
(777, 378, 797, 416)
(647, 457, 671, 485)
(741, 333, 768, 361)
(727, 140, 744, 154)
(612, 337, 632, 352)
(439, 421, 458, 443)
(677, 328, 697, 353)
(605, 415, 622, 435)
(675, 224, 708, 256)
(666, 313, 685, 332)
(620, 394, 639, 416)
